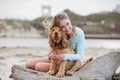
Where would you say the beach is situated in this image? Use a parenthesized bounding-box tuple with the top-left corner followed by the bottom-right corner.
(0, 46, 120, 80)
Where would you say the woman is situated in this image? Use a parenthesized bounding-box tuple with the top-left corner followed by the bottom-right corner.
(25, 12, 85, 72)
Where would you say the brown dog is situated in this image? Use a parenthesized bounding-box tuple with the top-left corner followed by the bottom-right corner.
(47, 26, 92, 77)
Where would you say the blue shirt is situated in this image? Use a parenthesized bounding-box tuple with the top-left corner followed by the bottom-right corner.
(64, 27, 85, 61)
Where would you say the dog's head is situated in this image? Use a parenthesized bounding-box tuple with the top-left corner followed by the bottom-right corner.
(50, 26, 62, 43)
(49, 26, 69, 48)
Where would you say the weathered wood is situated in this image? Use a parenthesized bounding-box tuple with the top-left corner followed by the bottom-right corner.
(10, 51, 120, 80)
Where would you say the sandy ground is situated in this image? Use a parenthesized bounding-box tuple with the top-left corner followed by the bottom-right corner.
(0, 47, 120, 80)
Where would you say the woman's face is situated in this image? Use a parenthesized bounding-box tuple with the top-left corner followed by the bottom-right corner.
(60, 19, 72, 34)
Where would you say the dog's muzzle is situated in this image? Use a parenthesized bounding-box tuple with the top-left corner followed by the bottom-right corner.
(54, 32, 58, 38)
(55, 32, 58, 36)
(54, 32, 59, 40)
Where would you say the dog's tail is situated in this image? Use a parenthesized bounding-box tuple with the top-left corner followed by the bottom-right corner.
(78, 57, 93, 70)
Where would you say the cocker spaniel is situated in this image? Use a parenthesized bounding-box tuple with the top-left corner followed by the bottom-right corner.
(47, 26, 92, 77)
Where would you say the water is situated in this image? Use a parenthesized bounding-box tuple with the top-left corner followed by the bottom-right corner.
(0, 38, 49, 48)
(86, 39, 120, 49)
(0, 38, 120, 49)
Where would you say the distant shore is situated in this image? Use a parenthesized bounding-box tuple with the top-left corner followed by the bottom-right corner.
(0, 37, 120, 49)
(1, 34, 120, 39)
(85, 34, 120, 39)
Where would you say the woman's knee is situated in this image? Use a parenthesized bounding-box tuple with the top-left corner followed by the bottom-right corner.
(25, 60, 35, 69)
(34, 63, 50, 72)
(38, 57, 50, 63)
(25, 57, 50, 70)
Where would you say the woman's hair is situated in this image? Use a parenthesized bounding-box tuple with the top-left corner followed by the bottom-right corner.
(50, 12, 70, 29)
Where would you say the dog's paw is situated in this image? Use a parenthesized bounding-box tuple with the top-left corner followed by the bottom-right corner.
(66, 71, 74, 76)
(56, 73, 64, 77)
(47, 71, 55, 75)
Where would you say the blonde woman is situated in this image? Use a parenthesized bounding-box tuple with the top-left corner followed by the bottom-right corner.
(25, 12, 85, 72)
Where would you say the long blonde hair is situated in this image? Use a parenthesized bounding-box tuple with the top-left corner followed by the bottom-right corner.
(50, 12, 70, 30)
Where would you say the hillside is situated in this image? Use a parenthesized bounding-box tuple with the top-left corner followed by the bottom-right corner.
(64, 9, 120, 34)
(0, 9, 120, 38)
(31, 9, 120, 34)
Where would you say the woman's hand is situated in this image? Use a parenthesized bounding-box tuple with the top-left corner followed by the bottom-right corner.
(49, 53, 64, 61)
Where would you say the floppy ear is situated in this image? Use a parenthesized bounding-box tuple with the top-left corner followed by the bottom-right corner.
(49, 34, 55, 48)
(61, 33, 69, 48)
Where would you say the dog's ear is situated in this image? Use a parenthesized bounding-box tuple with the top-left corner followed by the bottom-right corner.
(49, 34, 55, 48)
(61, 33, 69, 48)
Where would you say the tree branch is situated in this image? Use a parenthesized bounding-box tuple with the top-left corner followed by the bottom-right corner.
(10, 51, 120, 80)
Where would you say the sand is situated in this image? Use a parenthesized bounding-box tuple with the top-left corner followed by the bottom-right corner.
(0, 47, 120, 80)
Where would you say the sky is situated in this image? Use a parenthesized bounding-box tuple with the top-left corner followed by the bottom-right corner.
(0, 0, 120, 20)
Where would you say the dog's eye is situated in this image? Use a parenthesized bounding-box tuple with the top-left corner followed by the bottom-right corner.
(52, 29, 55, 31)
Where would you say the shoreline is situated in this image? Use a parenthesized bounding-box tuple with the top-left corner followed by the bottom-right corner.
(0, 38, 120, 49)
(85, 34, 120, 39)
(1, 33, 120, 39)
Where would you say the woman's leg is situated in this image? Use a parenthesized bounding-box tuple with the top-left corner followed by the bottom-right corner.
(25, 56, 50, 70)
(34, 62, 50, 72)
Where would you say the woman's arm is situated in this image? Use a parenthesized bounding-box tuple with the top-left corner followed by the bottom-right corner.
(64, 28, 85, 61)
(49, 38, 85, 61)
(49, 28, 85, 61)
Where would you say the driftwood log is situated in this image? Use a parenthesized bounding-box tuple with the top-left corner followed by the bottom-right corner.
(10, 51, 120, 80)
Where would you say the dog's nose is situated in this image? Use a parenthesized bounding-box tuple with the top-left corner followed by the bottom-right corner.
(55, 32, 58, 36)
